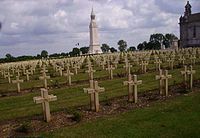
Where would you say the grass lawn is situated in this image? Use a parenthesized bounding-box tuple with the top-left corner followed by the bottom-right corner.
(0, 64, 200, 121)
(0, 65, 200, 121)
(41, 91, 200, 138)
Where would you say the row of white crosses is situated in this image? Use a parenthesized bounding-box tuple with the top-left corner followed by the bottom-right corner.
(84, 61, 106, 112)
(34, 62, 57, 122)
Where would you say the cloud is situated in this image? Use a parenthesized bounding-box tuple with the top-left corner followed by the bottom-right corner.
(0, 0, 199, 57)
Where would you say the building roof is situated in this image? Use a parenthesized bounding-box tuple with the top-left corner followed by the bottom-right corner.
(189, 12, 200, 22)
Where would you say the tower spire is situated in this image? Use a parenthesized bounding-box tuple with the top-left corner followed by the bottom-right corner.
(91, 7, 95, 20)
(88, 7, 102, 54)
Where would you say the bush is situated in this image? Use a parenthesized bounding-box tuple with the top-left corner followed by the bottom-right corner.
(15, 122, 30, 133)
(72, 111, 82, 122)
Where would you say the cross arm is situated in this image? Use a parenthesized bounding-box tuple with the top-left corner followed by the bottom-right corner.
(48, 95, 57, 102)
(83, 88, 95, 94)
(33, 96, 44, 104)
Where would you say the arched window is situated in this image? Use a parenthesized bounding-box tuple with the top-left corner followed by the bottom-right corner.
(193, 25, 196, 38)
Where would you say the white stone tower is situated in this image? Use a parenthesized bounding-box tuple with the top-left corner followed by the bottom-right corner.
(88, 8, 102, 54)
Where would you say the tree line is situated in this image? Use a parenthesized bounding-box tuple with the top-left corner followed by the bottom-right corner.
(0, 33, 178, 63)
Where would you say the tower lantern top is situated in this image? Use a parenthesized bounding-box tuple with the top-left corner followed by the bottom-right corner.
(91, 8, 95, 20)
(184, 1, 192, 16)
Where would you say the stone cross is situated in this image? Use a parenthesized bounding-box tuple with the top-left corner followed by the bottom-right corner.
(40, 65, 48, 75)
(5, 71, 13, 83)
(30, 66, 35, 75)
(124, 74, 142, 103)
(106, 64, 115, 79)
(58, 66, 64, 76)
(163, 70, 172, 96)
(12, 76, 24, 92)
(84, 81, 105, 112)
(167, 58, 174, 70)
(33, 88, 57, 122)
(100, 62, 106, 70)
(190, 55, 196, 65)
(63, 68, 74, 86)
(73, 64, 80, 75)
(181, 66, 188, 83)
(11, 68, 15, 75)
(156, 70, 165, 95)
(154, 59, 162, 71)
(86, 66, 96, 80)
(22, 65, 26, 74)
(24, 70, 31, 81)
(39, 72, 50, 89)
(127, 63, 132, 75)
(113, 60, 118, 68)
(124, 63, 132, 75)
(187, 65, 196, 89)
(140, 61, 148, 73)
(86, 80, 95, 110)
(123, 60, 129, 72)
(179, 56, 185, 65)
(16, 68, 21, 77)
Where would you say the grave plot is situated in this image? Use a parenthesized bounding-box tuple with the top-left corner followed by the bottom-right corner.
(0, 48, 200, 137)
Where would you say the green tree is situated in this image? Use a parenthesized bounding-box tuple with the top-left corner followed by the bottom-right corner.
(164, 33, 178, 48)
(71, 47, 80, 56)
(145, 41, 161, 50)
(137, 41, 147, 51)
(110, 47, 117, 53)
(118, 40, 127, 52)
(5, 53, 13, 59)
(101, 44, 110, 53)
(137, 43, 143, 51)
(41, 50, 48, 58)
(127, 46, 136, 51)
(80, 47, 89, 54)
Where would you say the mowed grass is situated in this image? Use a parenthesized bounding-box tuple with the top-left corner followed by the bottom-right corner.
(40, 91, 200, 138)
(0, 65, 200, 121)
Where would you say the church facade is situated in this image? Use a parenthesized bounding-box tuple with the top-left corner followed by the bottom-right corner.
(179, 1, 200, 48)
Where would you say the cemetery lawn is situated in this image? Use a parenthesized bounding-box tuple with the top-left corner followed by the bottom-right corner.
(41, 91, 200, 138)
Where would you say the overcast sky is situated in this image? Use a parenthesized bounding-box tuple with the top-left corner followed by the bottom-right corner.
(0, 0, 199, 57)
